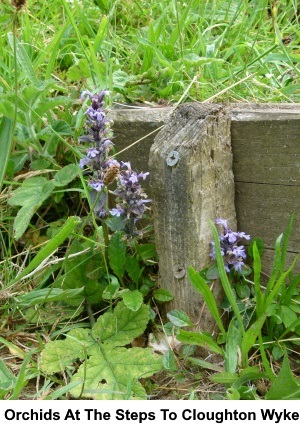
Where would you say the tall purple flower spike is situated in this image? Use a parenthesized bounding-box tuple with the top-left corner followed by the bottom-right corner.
(210, 218, 250, 273)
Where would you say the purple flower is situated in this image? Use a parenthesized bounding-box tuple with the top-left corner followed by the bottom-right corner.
(211, 219, 250, 273)
(89, 179, 104, 192)
(110, 163, 151, 237)
(78, 90, 151, 235)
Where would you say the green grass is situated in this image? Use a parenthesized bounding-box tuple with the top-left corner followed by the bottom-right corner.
(1, 0, 299, 103)
(0, 0, 300, 399)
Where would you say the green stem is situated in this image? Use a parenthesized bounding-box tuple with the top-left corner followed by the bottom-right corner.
(86, 302, 96, 327)
(12, 10, 18, 151)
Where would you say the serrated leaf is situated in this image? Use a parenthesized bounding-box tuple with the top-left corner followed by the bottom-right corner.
(40, 328, 93, 374)
(40, 300, 162, 400)
(121, 290, 143, 311)
(108, 231, 126, 280)
(53, 164, 78, 187)
(92, 302, 149, 346)
(153, 288, 174, 303)
(70, 345, 162, 400)
(167, 310, 193, 327)
(125, 256, 142, 287)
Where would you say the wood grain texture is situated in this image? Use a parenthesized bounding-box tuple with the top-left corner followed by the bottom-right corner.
(149, 103, 235, 331)
(231, 106, 300, 271)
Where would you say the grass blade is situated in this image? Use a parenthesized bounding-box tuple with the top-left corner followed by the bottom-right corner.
(188, 266, 226, 335)
(7, 216, 81, 289)
(252, 241, 264, 318)
(281, 214, 294, 272)
(0, 116, 14, 190)
(210, 220, 245, 334)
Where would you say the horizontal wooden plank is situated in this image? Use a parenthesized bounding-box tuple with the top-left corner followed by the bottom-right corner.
(231, 112, 300, 186)
(235, 182, 300, 252)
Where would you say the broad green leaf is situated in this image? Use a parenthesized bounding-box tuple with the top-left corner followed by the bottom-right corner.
(8, 176, 55, 239)
(66, 59, 91, 81)
(40, 328, 93, 374)
(8, 177, 54, 207)
(12, 205, 36, 241)
(125, 256, 142, 287)
(272, 344, 285, 360)
(137, 243, 156, 262)
(52, 164, 78, 187)
(108, 231, 126, 280)
(266, 354, 300, 400)
(206, 263, 220, 280)
(177, 329, 224, 356)
(226, 387, 240, 400)
(0, 358, 16, 399)
(70, 345, 162, 400)
(40, 299, 162, 400)
(162, 350, 178, 371)
(92, 302, 149, 346)
(167, 310, 193, 327)
(153, 288, 174, 303)
(188, 266, 225, 334)
(102, 278, 120, 300)
(121, 290, 143, 311)
(280, 305, 297, 328)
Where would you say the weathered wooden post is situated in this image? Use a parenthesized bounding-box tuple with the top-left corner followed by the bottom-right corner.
(149, 103, 236, 332)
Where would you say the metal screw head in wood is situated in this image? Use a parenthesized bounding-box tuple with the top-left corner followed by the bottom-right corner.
(166, 150, 180, 166)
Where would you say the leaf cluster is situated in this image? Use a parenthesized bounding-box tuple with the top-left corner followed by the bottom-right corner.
(40, 302, 162, 399)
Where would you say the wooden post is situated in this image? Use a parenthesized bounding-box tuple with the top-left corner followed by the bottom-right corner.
(149, 103, 236, 332)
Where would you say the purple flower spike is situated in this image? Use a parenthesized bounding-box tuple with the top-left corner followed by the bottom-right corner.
(211, 219, 250, 273)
